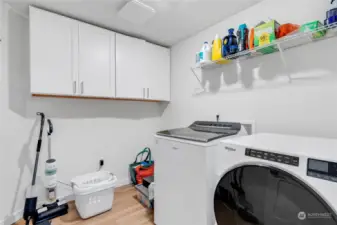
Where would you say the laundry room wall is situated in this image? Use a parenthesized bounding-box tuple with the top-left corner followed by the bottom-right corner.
(0, 3, 166, 224)
(162, 0, 337, 138)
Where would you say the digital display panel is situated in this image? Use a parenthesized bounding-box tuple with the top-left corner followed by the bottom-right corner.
(308, 159, 329, 173)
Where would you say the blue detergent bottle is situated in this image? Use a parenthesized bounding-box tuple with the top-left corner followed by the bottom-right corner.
(227, 28, 238, 55)
(222, 36, 229, 57)
(326, 0, 337, 25)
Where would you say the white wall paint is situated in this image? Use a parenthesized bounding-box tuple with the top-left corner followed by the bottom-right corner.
(0, 3, 166, 224)
(163, 0, 337, 139)
(2, 0, 337, 224)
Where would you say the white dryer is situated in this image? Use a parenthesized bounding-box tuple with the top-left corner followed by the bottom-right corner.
(214, 133, 337, 225)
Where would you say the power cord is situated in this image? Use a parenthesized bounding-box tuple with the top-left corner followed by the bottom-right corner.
(57, 180, 72, 187)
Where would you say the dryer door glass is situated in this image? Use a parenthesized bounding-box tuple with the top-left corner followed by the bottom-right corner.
(214, 165, 337, 225)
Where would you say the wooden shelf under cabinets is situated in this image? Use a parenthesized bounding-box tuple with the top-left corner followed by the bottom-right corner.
(32, 94, 164, 102)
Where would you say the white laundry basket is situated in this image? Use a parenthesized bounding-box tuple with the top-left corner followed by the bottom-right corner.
(71, 171, 117, 219)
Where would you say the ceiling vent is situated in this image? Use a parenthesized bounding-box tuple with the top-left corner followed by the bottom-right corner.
(118, 0, 156, 24)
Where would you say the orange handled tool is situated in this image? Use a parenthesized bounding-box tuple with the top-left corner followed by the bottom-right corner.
(135, 164, 155, 184)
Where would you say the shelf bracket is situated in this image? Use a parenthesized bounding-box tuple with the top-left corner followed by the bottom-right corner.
(190, 67, 205, 92)
(277, 43, 292, 83)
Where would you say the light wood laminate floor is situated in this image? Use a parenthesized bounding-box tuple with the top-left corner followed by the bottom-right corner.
(15, 185, 154, 225)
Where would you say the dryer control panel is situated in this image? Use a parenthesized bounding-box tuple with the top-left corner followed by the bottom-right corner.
(307, 158, 337, 183)
(245, 148, 299, 166)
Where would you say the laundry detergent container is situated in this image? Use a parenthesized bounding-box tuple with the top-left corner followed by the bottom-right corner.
(71, 171, 117, 219)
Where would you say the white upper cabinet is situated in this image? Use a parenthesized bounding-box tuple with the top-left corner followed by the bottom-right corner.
(116, 36, 170, 101)
(116, 33, 146, 99)
(30, 6, 78, 95)
(78, 23, 115, 97)
(29, 7, 170, 101)
(145, 42, 170, 101)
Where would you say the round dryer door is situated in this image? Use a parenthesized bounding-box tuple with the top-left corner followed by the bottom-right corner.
(214, 165, 337, 225)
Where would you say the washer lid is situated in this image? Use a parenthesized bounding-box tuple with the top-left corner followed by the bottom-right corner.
(157, 121, 241, 143)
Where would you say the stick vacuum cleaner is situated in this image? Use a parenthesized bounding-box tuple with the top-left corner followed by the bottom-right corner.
(23, 112, 68, 225)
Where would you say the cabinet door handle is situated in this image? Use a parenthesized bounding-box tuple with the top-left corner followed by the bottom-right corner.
(147, 88, 149, 99)
(73, 81, 76, 94)
(172, 147, 179, 150)
(81, 81, 84, 94)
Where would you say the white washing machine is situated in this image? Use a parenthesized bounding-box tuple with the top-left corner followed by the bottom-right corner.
(154, 121, 253, 225)
(214, 133, 337, 225)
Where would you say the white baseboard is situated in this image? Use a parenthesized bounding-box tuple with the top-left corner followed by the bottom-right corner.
(115, 177, 131, 188)
(11, 209, 23, 225)
(1, 208, 24, 225)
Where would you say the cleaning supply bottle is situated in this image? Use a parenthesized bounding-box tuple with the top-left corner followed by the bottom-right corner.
(199, 42, 211, 64)
(222, 35, 229, 57)
(237, 24, 249, 52)
(326, 0, 337, 25)
(249, 28, 255, 50)
(195, 52, 200, 64)
(212, 34, 222, 61)
(227, 28, 238, 55)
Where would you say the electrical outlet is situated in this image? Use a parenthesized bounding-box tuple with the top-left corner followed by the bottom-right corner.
(99, 159, 104, 169)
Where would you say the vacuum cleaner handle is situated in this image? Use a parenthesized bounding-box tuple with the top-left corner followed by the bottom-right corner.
(36, 112, 45, 153)
(24, 112, 46, 224)
(47, 119, 53, 136)
(32, 112, 45, 186)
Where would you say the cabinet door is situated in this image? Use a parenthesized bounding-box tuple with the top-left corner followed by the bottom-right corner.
(116, 34, 146, 99)
(145, 42, 170, 101)
(30, 6, 77, 95)
(78, 23, 115, 97)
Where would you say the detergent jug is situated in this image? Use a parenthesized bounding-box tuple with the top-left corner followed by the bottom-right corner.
(223, 29, 238, 56)
(228, 28, 238, 55)
(222, 35, 229, 57)
(212, 34, 222, 61)
(325, 0, 337, 25)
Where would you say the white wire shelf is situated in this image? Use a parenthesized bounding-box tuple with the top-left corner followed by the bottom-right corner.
(192, 22, 337, 70)
(191, 22, 337, 93)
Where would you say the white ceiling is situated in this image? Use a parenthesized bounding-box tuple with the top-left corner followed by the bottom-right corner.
(5, 0, 263, 46)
